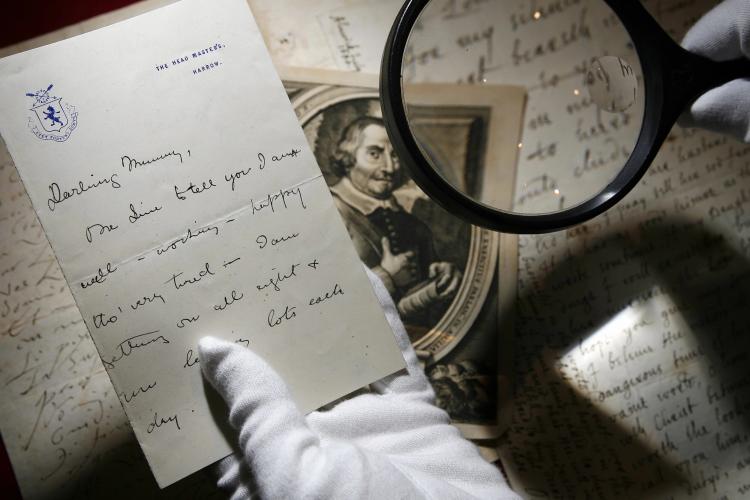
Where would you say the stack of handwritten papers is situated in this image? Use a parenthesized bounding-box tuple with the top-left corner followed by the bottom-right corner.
(0, 0, 404, 487)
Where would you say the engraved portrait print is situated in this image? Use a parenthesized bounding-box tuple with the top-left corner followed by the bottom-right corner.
(288, 80, 504, 432)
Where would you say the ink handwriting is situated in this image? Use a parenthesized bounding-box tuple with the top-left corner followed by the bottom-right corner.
(156, 225, 219, 256)
(121, 149, 187, 172)
(174, 177, 217, 200)
(166, 262, 215, 290)
(103, 331, 169, 369)
(79, 262, 117, 289)
(268, 305, 297, 328)
(214, 290, 244, 311)
(128, 202, 163, 223)
(309, 283, 344, 306)
(85, 223, 118, 244)
(256, 263, 299, 293)
(146, 411, 181, 433)
(47, 174, 121, 211)
(256, 232, 300, 249)
(250, 186, 307, 216)
(119, 381, 157, 404)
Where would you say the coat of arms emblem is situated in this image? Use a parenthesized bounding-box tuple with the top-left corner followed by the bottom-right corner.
(26, 84, 78, 142)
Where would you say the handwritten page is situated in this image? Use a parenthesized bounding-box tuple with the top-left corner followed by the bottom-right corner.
(0, 0, 404, 488)
(269, 0, 750, 497)
(497, 0, 750, 497)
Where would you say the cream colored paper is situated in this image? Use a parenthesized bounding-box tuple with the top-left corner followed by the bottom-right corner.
(0, 0, 404, 488)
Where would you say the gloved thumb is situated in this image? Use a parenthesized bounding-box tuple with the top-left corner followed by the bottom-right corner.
(679, 0, 750, 142)
(198, 337, 325, 490)
(682, 0, 750, 61)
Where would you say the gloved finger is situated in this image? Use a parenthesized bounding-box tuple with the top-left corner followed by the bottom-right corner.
(199, 337, 426, 499)
(362, 266, 434, 399)
(682, 0, 750, 61)
(213, 454, 259, 500)
(198, 337, 329, 490)
(678, 78, 750, 142)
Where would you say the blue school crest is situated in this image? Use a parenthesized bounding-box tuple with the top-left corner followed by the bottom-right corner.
(26, 84, 78, 142)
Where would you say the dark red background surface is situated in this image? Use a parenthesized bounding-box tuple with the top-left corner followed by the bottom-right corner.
(1, 1, 142, 49)
(1, 3, 143, 497)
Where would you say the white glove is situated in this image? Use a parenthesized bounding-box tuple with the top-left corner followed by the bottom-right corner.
(198, 266, 519, 500)
(680, 0, 750, 141)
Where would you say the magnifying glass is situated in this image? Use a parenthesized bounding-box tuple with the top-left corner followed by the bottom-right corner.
(380, 0, 750, 233)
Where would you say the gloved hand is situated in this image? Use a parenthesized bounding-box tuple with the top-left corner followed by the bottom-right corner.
(198, 266, 519, 499)
(680, 0, 750, 142)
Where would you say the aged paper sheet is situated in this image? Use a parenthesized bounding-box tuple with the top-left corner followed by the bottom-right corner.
(278, 0, 750, 497)
(0, 0, 404, 488)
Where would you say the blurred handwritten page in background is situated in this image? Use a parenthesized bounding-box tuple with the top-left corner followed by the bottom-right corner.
(0, 0, 404, 488)
(262, 0, 750, 497)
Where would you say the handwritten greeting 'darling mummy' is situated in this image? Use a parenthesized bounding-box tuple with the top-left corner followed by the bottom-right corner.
(0, 0, 404, 488)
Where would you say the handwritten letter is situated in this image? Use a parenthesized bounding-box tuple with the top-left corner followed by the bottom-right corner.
(0, 0, 404, 487)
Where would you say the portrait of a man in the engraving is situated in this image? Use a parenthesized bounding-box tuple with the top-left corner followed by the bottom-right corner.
(291, 84, 508, 431)
(328, 116, 462, 336)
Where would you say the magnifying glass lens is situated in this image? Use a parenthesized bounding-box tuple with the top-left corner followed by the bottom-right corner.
(400, 0, 645, 216)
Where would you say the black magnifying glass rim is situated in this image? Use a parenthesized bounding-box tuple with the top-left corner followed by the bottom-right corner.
(380, 0, 677, 234)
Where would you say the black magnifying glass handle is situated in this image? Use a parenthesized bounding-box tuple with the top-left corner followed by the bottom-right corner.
(666, 53, 750, 119)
